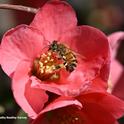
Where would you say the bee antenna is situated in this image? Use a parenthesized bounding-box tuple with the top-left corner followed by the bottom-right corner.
(41, 41, 51, 51)
(47, 41, 51, 45)
(69, 48, 86, 60)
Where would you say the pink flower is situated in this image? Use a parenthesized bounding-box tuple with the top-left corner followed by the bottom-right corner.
(108, 32, 124, 100)
(0, 0, 113, 120)
(31, 92, 124, 124)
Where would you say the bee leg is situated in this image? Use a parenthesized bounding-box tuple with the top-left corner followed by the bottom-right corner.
(55, 64, 65, 70)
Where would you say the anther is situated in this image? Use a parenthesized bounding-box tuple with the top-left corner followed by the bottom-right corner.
(39, 61, 43, 67)
(44, 60, 48, 63)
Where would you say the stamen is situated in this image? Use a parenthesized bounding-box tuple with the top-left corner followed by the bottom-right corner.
(32, 41, 77, 82)
(32, 51, 62, 81)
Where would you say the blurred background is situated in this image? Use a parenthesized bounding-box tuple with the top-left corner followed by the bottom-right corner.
(0, 0, 124, 124)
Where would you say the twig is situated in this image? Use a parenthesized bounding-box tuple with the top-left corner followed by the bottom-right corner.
(0, 4, 38, 13)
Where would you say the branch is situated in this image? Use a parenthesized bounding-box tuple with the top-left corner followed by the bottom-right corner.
(0, 4, 38, 14)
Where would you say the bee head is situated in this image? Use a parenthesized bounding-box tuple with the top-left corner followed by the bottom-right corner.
(49, 40, 58, 51)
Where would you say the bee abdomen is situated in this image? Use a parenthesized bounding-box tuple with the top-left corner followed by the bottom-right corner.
(66, 63, 77, 72)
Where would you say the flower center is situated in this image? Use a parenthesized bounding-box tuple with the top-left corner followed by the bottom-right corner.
(32, 41, 77, 82)
(46, 106, 84, 124)
(59, 115, 82, 124)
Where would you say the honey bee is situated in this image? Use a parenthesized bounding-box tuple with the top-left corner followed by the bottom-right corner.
(48, 40, 78, 72)
(32, 40, 85, 81)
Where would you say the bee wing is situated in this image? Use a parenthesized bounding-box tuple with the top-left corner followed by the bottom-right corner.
(68, 47, 86, 60)
(74, 51, 86, 60)
(41, 41, 52, 52)
(64, 44, 86, 60)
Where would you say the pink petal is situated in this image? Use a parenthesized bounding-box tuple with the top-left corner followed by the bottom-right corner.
(12, 61, 48, 119)
(30, 1, 77, 41)
(108, 31, 124, 58)
(110, 60, 123, 86)
(60, 25, 109, 60)
(108, 32, 124, 46)
(25, 81, 48, 115)
(30, 68, 91, 97)
(41, 96, 82, 114)
(112, 70, 124, 100)
(55, 26, 110, 93)
(88, 77, 108, 92)
(31, 61, 108, 96)
(78, 92, 124, 119)
(0, 24, 47, 76)
(31, 103, 117, 124)
(108, 31, 124, 100)
(30, 76, 64, 95)
(99, 58, 110, 82)
(82, 102, 118, 124)
(31, 105, 85, 124)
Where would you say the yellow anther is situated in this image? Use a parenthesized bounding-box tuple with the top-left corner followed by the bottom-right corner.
(50, 73, 59, 80)
(39, 61, 43, 67)
(41, 53, 47, 58)
(46, 65, 50, 69)
(63, 56, 66, 59)
(44, 60, 48, 63)
(48, 51, 52, 56)
(45, 68, 52, 73)
(75, 117, 79, 121)
(47, 56, 50, 60)
(40, 68, 44, 73)
(51, 65, 56, 70)
(50, 59, 54, 62)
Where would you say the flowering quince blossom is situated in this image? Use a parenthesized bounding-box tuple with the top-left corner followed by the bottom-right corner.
(31, 92, 124, 124)
(108, 32, 124, 100)
(0, 0, 124, 124)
